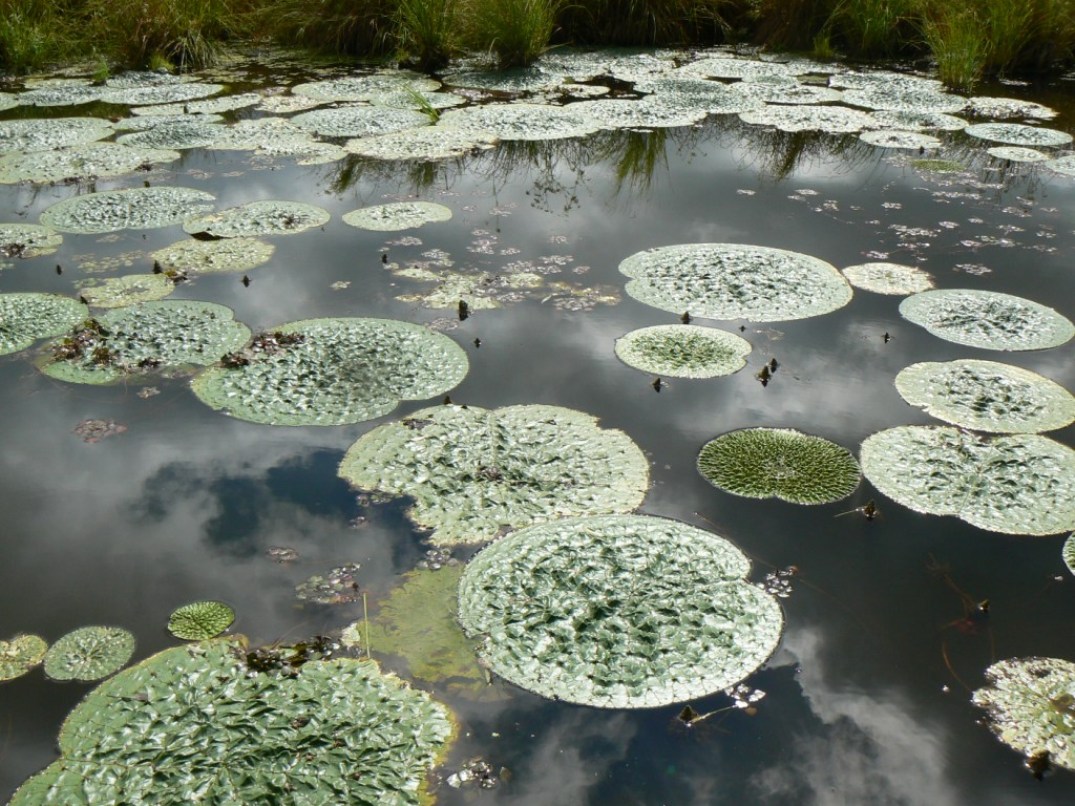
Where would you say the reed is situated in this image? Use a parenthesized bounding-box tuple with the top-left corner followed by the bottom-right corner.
(0, 0, 69, 72)
(557, 0, 750, 46)
(918, 3, 990, 91)
(248, 0, 395, 59)
(397, 0, 463, 70)
(463, 0, 560, 67)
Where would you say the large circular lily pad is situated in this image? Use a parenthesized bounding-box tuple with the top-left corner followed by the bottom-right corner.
(40, 187, 216, 234)
(1, 293, 88, 356)
(338, 404, 649, 546)
(614, 324, 751, 378)
(342, 202, 453, 232)
(619, 243, 852, 322)
(899, 290, 1074, 351)
(698, 428, 861, 504)
(0, 634, 48, 682)
(860, 425, 1075, 535)
(291, 106, 430, 138)
(43, 626, 135, 682)
(183, 201, 329, 238)
(192, 318, 468, 426)
(894, 360, 1075, 433)
(344, 127, 499, 161)
(457, 514, 784, 708)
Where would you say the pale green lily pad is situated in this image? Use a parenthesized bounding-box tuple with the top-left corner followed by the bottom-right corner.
(114, 113, 225, 131)
(615, 324, 751, 378)
(1, 293, 87, 355)
(204, 118, 309, 151)
(132, 92, 262, 116)
(343, 202, 452, 232)
(569, 97, 709, 129)
(0, 118, 113, 155)
(367, 89, 466, 111)
(738, 104, 876, 133)
(633, 78, 762, 115)
(988, 146, 1049, 163)
(167, 601, 235, 640)
(841, 86, 966, 113)
(859, 130, 941, 150)
(338, 404, 649, 546)
(256, 94, 324, 114)
(116, 120, 227, 150)
(0, 143, 180, 184)
(437, 103, 602, 141)
(253, 140, 347, 166)
(104, 72, 188, 89)
(0, 224, 62, 258)
(675, 57, 794, 80)
(457, 514, 784, 708)
(964, 123, 1073, 147)
(619, 243, 852, 322)
(291, 106, 430, 138)
(841, 262, 935, 295)
(183, 201, 329, 238)
(829, 72, 943, 91)
(99, 83, 224, 106)
(967, 97, 1058, 120)
(16, 85, 103, 107)
(732, 81, 844, 105)
(41, 300, 251, 385)
(1064, 534, 1075, 577)
(868, 110, 967, 131)
(345, 127, 499, 161)
(0, 634, 48, 682)
(698, 427, 861, 504)
(151, 238, 275, 274)
(43, 626, 135, 682)
(894, 360, 1075, 434)
(860, 425, 1075, 535)
(192, 317, 468, 426)
(442, 67, 563, 93)
(78, 273, 175, 308)
(292, 73, 441, 102)
(11, 638, 455, 804)
(40, 187, 216, 234)
(971, 657, 1075, 771)
(1046, 155, 1075, 178)
(0, 93, 20, 112)
(899, 289, 1075, 351)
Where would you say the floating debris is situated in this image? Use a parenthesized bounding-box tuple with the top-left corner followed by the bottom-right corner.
(72, 419, 128, 443)
(295, 563, 362, 604)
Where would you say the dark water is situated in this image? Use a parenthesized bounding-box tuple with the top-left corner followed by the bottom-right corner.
(1, 66, 1075, 805)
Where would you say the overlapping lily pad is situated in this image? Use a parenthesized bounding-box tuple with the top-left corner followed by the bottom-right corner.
(698, 428, 861, 504)
(338, 404, 649, 546)
(0, 634, 48, 682)
(860, 425, 1075, 535)
(342, 202, 452, 232)
(77, 274, 175, 308)
(183, 201, 329, 238)
(151, 238, 275, 274)
(40, 187, 216, 234)
(291, 106, 430, 138)
(1, 293, 87, 356)
(12, 639, 455, 804)
(167, 601, 235, 640)
(894, 360, 1075, 433)
(457, 514, 784, 708)
(964, 123, 1073, 147)
(971, 657, 1075, 771)
(42, 626, 135, 682)
(0, 118, 113, 154)
(191, 318, 468, 426)
(619, 243, 852, 322)
(841, 262, 935, 295)
(0, 143, 181, 184)
(899, 289, 1074, 351)
(614, 324, 751, 378)
(0, 224, 62, 258)
(437, 103, 602, 141)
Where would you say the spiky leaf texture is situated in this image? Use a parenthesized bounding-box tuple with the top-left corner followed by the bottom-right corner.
(1, 293, 87, 356)
(167, 601, 235, 640)
(0, 634, 48, 682)
(183, 201, 329, 238)
(43, 626, 135, 682)
(614, 325, 751, 378)
(40, 187, 216, 234)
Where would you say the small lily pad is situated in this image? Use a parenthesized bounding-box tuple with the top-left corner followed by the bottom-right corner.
(151, 238, 275, 274)
(167, 601, 235, 640)
(78, 274, 175, 308)
(343, 202, 452, 232)
(0, 634, 48, 682)
(0, 224, 62, 258)
(1, 293, 87, 356)
(43, 626, 135, 682)
(183, 201, 329, 238)
(615, 324, 751, 378)
(698, 427, 861, 504)
(40, 187, 216, 234)
(841, 262, 935, 295)
(964, 123, 1073, 147)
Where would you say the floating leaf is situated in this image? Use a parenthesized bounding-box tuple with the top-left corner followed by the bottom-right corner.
(43, 626, 135, 682)
(183, 201, 329, 238)
(40, 187, 216, 234)
(964, 123, 1072, 147)
(167, 601, 235, 640)
(841, 86, 966, 113)
(437, 103, 602, 141)
(860, 425, 1075, 535)
(292, 73, 441, 102)
(343, 202, 453, 232)
(0, 143, 180, 184)
(291, 105, 430, 138)
(619, 243, 852, 322)
(295, 564, 362, 604)
(99, 83, 224, 106)
(698, 427, 861, 504)
(1047, 155, 1075, 178)
(738, 104, 876, 134)
(0, 224, 62, 258)
(899, 289, 1074, 351)
(967, 97, 1057, 120)
(0, 634, 48, 682)
(151, 237, 275, 274)
(115, 120, 226, 150)
(859, 130, 941, 150)
(867, 110, 967, 131)
(841, 262, 934, 295)
(0, 118, 113, 154)
(338, 404, 649, 546)
(78, 274, 175, 308)
(987, 146, 1049, 163)
(345, 127, 499, 161)
(457, 514, 784, 708)
(569, 97, 709, 129)
(894, 360, 1075, 433)
(1064, 534, 1075, 577)
(0, 293, 87, 356)
(631, 78, 761, 115)
(614, 324, 751, 378)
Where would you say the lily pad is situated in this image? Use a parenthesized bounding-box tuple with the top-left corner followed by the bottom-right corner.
(738, 104, 876, 134)
(11, 639, 455, 804)
(1046, 155, 1075, 178)
(675, 57, 794, 80)
(859, 425, 1075, 535)
(967, 97, 1058, 120)
(151, 238, 275, 274)
(167, 601, 235, 640)
(619, 243, 852, 322)
(0, 634, 48, 682)
(344, 127, 499, 161)
(191, 318, 468, 426)
(632, 78, 762, 115)
(292, 74, 441, 102)
(867, 110, 967, 131)
(614, 324, 751, 378)
(133, 92, 262, 116)
(78, 274, 175, 308)
(116, 120, 227, 150)
(859, 130, 941, 150)
(1, 293, 87, 356)
(0, 224, 62, 258)
(40, 187, 216, 234)
(841, 262, 935, 295)
(291, 106, 430, 138)
(183, 201, 329, 238)
(987, 146, 1049, 163)
(342, 202, 452, 232)
(437, 103, 602, 141)
(457, 514, 784, 708)
(1064, 534, 1075, 577)
(0, 143, 181, 184)
(569, 97, 709, 130)
(698, 427, 861, 504)
(971, 657, 1075, 771)
(43, 626, 135, 682)
(0, 118, 113, 155)
(338, 404, 649, 546)
(0, 93, 17, 112)
(841, 86, 967, 113)
(964, 123, 1073, 147)
(899, 289, 1074, 351)
(99, 83, 224, 106)
(16, 85, 103, 107)
(894, 360, 1075, 433)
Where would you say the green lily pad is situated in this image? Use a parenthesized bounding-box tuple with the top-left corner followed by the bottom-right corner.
(11, 638, 455, 804)
(1, 293, 87, 356)
(0, 224, 62, 258)
(167, 601, 235, 640)
(964, 123, 1072, 147)
(631, 78, 761, 115)
(151, 238, 275, 274)
(619, 243, 852, 322)
(292, 74, 441, 102)
(115, 120, 227, 150)
(99, 83, 224, 106)
(967, 97, 1057, 120)
(894, 360, 1075, 433)
(738, 104, 876, 134)
(1063, 534, 1075, 577)
(133, 92, 262, 116)
(342, 202, 452, 232)
(868, 110, 967, 131)
(43, 626, 135, 682)
(0, 143, 181, 185)
(338, 403, 649, 546)
(841, 262, 935, 295)
(40, 187, 216, 234)
(16, 84, 103, 107)
(899, 289, 1074, 351)
(614, 324, 752, 378)
(183, 201, 329, 238)
(192, 318, 468, 426)
(987, 146, 1049, 163)
(569, 97, 709, 129)
(0, 634, 48, 682)
(1047, 155, 1075, 178)
(437, 103, 602, 141)
(0, 118, 113, 154)
(78, 274, 175, 308)
(841, 86, 967, 113)
(457, 514, 784, 708)
(676, 56, 794, 80)
(344, 127, 499, 161)
(698, 427, 861, 504)
(860, 425, 1075, 535)
(291, 106, 430, 138)
(971, 657, 1075, 771)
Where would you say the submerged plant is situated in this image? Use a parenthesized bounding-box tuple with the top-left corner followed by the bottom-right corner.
(167, 601, 235, 640)
(614, 324, 752, 378)
(1, 293, 87, 356)
(42, 626, 135, 682)
(457, 514, 784, 708)
(698, 428, 861, 505)
(338, 403, 649, 546)
(0, 634, 48, 682)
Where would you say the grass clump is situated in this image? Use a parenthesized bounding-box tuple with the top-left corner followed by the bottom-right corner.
(398, 0, 463, 70)
(464, 0, 560, 67)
